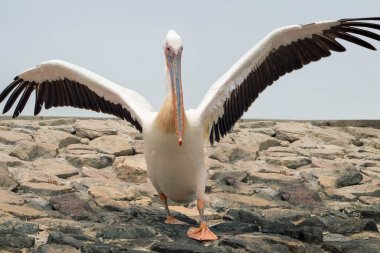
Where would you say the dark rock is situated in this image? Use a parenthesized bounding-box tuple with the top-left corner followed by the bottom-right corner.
(262, 221, 323, 244)
(336, 164, 363, 188)
(0, 220, 39, 234)
(279, 183, 321, 206)
(151, 241, 221, 253)
(0, 232, 35, 248)
(225, 209, 264, 225)
(81, 243, 146, 253)
(212, 221, 259, 235)
(324, 217, 378, 235)
(97, 225, 156, 239)
(352, 139, 364, 147)
(47, 231, 84, 249)
(358, 206, 380, 222)
(220, 234, 299, 253)
(49, 193, 97, 221)
(322, 238, 380, 253)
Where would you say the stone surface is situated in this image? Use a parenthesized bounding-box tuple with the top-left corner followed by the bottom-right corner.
(19, 182, 73, 196)
(113, 155, 148, 183)
(9, 140, 57, 161)
(89, 135, 134, 156)
(0, 118, 379, 252)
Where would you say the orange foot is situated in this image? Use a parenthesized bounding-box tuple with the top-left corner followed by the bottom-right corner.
(165, 216, 188, 225)
(187, 222, 218, 241)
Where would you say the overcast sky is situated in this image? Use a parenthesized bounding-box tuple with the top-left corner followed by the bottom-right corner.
(1, 1, 379, 119)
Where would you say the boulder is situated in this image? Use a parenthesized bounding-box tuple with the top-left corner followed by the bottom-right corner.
(89, 135, 134, 156)
(113, 155, 147, 183)
(9, 141, 57, 161)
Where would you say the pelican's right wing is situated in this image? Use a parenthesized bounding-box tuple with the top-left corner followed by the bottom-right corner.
(0, 60, 154, 132)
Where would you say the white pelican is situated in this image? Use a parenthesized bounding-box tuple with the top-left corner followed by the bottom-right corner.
(1, 17, 380, 241)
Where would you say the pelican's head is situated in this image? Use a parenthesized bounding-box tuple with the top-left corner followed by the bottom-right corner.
(163, 30, 184, 146)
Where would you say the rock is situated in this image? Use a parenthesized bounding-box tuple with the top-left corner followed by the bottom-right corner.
(19, 182, 73, 196)
(113, 155, 148, 183)
(0, 232, 35, 248)
(9, 140, 57, 161)
(220, 233, 306, 253)
(352, 139, 364, 147)
(151, 241, 220, 253)
(74, 120, 118, 139)
(261, 221, 323, 243)
(266, 156, 311, 169)
(0, 119, 40, 130)
(357, 206, 380, 222)
(250, 127, 277, 137)
(336, 164, 363, 188)
(59, 144, 114, 169)
(215, 193, 278, 209)
(279, 183, 321, 206)
(309, 145, 345, 160)
(359, 196, 380, 206)
(0, 130, 32, 145)
(0, 219, 39, 234)
(0, 153, 25, 168)
(299, 216, 378, 235)
(81, 167, 116, 179)
(63, 153, 114, 169)
(212, 221, 259, 235)
(322, 238, 380, 253)
(0, 202, 48, 219)
(97, 225, 156, 239)
(0, 188, 24, 205)
(0, 166, 18, 190)
(81, 243, 144, 253)
(209, 145, 257, 163)
(89, 135, 134, 156)
(262, 146, 312, 169)
(8, 167, 61, 185)
(49, 193, 97, 221)
(35, 244, 79, 253)
(34, 129, 81, 148)
(84, 180, 152, 211)
(273, 122, 310, 142)
(312, 126, 355, 147)
(33, 159, 79, 179)
(47, 231, 83, 249)
(239, 120, 275, 129)
(290, 136, 322, 149)
(258, 138, 281, 151)
(38, 118, 76, 126)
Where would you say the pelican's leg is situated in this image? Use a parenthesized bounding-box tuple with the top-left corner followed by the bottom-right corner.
(187, 199, 218, 241)
(159, 193, 188, 225)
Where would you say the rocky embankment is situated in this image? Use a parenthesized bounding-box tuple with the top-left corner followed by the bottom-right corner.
(0, 117, 380, 252)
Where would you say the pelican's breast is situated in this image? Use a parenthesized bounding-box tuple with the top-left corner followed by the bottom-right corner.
(143, 109, 206, 203)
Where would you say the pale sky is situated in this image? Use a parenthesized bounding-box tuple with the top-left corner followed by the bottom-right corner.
(0, 1, 379, 120)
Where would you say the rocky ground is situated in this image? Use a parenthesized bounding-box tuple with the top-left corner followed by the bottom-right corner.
(0, 117, 380, 253)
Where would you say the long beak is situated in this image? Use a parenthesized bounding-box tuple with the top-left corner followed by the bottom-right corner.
(168, 53, 185, 146)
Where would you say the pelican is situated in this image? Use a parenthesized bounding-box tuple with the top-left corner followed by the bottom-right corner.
(1, 17, 380, 240)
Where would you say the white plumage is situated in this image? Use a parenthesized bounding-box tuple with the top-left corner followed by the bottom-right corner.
(1, 17, 380, 241)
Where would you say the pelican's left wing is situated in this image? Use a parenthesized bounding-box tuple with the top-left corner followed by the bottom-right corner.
(196, 17, 380, 144)
(0, 60, 154, 132)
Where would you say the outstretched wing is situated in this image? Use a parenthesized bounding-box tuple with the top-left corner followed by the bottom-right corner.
(0, 60, 154, 132)
(196, 17, 380, 144)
